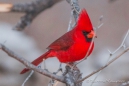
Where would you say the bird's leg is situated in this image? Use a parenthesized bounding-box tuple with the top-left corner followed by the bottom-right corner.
(48, 64, 63, 86)
(40, 58, 49, 72)
(62, 66, 69, 76)
(43, 58, 46, 69)
(53, 63, 63, 75)
(66, 62, 79, 70)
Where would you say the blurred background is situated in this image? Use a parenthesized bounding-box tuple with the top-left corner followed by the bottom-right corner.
(0, 0, 129, 86)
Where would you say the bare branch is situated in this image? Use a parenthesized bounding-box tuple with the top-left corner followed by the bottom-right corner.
(67, 11, 73, 31)
(22, 70, 34, 86)
(0, 0, 62, 30)
(109, 29, 129, 55)
(90, 29, 129, 86)
(76, 47, 129, 83)
(66, 0, 80, 31)
(0, 43, 65, 83)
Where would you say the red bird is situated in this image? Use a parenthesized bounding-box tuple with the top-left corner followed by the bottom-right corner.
(20, 9, 95, 74)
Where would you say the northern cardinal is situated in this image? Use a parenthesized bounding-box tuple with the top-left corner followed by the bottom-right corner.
(20, 9, 95, 74)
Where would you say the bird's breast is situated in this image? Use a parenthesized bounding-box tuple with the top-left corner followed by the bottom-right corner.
(56, 34, 93, 63)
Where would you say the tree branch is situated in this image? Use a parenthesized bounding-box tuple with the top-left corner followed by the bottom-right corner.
(76, 47, 129, 83)
(0, 43, 65, 83)
(0, 43, 84, 86)
(90, 29, 129, 86)
(0, 0, 62, 30)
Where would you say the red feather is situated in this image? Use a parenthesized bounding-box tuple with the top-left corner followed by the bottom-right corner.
(77, 9, 93, 32)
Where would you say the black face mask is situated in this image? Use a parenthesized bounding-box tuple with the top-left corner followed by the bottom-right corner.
(82, 30, 92, 42)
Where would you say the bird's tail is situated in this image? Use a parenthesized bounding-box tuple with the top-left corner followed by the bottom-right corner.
(20, 51, 50, 74)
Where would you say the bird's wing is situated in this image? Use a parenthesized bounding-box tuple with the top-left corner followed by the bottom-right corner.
(47, 30, 74, 50)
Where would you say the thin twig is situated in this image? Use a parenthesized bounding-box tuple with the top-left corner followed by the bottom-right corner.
(89, 15, 104, 86)
(67, 10, 73, 31)
(90, 29, 129, 86)
(66, 0, 80, 31)
(76, 47, 129, 83)
(109, 29, 129, 55)
(22, 70, 34, 86)
(22, 64, 42, 86)
(75, 34, 95, 66)
(66, 0, 80, 22)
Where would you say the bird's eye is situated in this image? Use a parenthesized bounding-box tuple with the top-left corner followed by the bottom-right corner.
(82, 31, 88, 36)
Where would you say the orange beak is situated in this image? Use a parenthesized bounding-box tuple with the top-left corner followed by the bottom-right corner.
(87, 30, 97, 38)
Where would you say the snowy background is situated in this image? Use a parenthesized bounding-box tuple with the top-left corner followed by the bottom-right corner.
(0, 0, 129, 86)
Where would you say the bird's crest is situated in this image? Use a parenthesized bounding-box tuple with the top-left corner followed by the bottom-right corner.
(77, 9, 93, 32)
